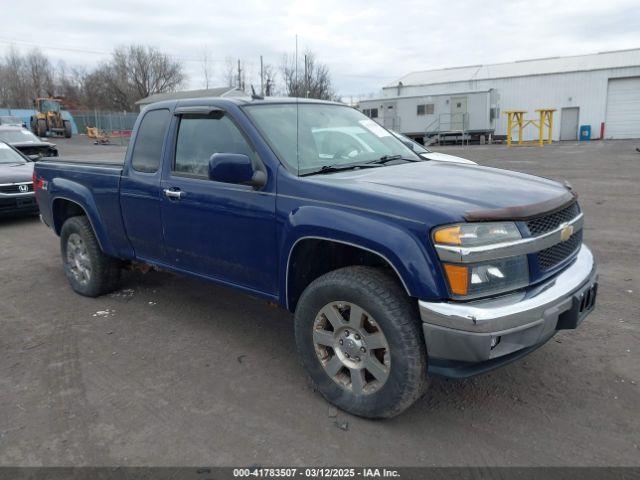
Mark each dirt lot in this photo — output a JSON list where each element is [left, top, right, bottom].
[[1, 137, 638, 466]]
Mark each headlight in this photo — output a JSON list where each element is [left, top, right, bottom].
[[433, 222, 522, 246], [442, 256, 529, 299], [433, 222, 529, 299]]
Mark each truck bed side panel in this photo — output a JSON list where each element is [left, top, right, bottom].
[[35, 161, 134, 259]]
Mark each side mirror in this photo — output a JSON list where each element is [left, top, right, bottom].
[[208, 153, 266, 188]]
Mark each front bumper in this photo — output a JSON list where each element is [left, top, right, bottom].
[[0, 194, 38, 216], [420, 245, 597, 378]]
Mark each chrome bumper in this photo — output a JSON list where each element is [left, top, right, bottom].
[[420, 245, 597, 367]]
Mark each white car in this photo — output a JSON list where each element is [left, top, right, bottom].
[[390, 130, 476, 165]]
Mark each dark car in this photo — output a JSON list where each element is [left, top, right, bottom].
[[0, 126, 58, 160], [0, 141, 38, 216]]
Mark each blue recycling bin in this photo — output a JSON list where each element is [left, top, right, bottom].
[[579, 125, 591, 141]]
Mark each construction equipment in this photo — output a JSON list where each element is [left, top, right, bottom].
[[504, 109, 555, 147], [30, 98, 72, 138], [86, 126, 110, 145]]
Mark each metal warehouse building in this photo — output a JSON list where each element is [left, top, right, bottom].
[[358, 48, 640, 142]]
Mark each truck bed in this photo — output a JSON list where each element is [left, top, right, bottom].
[[34, 158, 132, 259]]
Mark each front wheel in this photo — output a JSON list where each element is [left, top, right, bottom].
[[63, 120, 72, 138], [36, 118, 47, 137], [294, 266, 428, 419], [60, 215, 121, 297]]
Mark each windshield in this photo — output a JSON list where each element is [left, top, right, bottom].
[[0, 142, 27, 164], [0, 129, 41, 144], [244, 103, 420, 175], [40, 100, 60, 112]]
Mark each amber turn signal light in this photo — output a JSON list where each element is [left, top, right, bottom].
[[433, 226, 461, 245], [443, 264, 469, 296]]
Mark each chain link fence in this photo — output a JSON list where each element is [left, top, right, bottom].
[[70, 110, 139, 146]]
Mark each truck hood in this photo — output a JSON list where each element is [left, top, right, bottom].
[[307, 161, 574, 222], [0, 162, 34, 184]]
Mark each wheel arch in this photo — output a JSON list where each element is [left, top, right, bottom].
[[51, 190, 116, 256], [286, 237, 411, 312], [281, 206, 443, 311]]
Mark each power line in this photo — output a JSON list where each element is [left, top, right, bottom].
[[0, 37, 227, 64], [0, 37, 110, 56], [0, 37, 397, 79]]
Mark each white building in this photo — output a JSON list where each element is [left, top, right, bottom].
[[358, 48, 640, 142]]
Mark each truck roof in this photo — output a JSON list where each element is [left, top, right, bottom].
[[143, 96, 346, 112]]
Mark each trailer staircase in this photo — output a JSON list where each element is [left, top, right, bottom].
[[424, 113, 470, 145]]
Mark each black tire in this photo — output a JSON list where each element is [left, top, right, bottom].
[[60, 215, 121, 297], [294, 266, 428, 419], [36, 118, 47, 137], [63, 120, 72, 138]]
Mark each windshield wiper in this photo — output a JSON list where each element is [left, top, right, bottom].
[[300, 163, 382, 176], [366, 154, 422, 165]]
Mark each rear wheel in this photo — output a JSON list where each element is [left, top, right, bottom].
[[60, 216, 121, 297], [36, 118, 47, 137], [63, 120, 72, 138], [294, 266, 428, 418]]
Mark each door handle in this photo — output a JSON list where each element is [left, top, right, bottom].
[[163, 188, 184, 200]]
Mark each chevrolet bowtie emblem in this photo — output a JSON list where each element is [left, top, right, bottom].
[[560, 224, 574, 242]]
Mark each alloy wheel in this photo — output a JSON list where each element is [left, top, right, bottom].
[[313, 301, 390, 395], [66, 233, 92, 285]]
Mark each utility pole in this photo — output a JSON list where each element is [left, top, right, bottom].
[[260, 55, 264, 97], [304, 54, 308, 98], [237, 59, 242, 91]]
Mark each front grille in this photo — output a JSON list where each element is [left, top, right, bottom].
[[0, 183, 34, 194], [537, 230, 583, 270], [526, 201, 580, 236]]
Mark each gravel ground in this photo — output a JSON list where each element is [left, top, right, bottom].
[[0, 136, 638, 466]]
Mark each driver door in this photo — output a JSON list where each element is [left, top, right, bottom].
[[159, 109, 277, 296]]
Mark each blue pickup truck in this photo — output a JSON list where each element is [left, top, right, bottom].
[[34, 97, 598, 418]]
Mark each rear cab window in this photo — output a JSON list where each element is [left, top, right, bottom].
[[131, 109, 171, 173]]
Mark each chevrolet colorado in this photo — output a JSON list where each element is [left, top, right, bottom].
[[34, 97, 598, 418]]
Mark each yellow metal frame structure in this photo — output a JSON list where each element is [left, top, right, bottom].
[[504, 109, 555, 147]]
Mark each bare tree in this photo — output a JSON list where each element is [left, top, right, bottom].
[[262, 63, 277, 96], [25, 49, 54, 99], [83, 65, 120, 110], [55, 61, 86, 109], [86, 45, 185, 111], [0, 47, 28, 107], [0, 45, 185, 111], [201, 45, 213, 89], [281, 50, 335, 100], [223, 56, 236, 88], [0, 47, 53, 108], [120, 45, 184, 101]]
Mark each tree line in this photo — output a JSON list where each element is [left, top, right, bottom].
[[0, 45, 337, 112]]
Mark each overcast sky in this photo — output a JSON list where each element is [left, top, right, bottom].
[[1, 0, 639, 98]]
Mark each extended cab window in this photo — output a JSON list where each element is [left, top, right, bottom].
[[174, 115, 258, 177], [131, 109, 171, 173]]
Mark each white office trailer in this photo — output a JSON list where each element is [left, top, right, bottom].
[[358, 48, 640, 142]]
